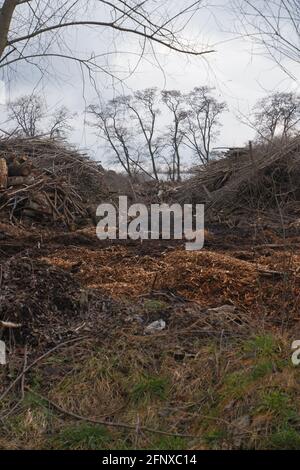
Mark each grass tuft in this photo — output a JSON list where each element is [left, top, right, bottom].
[[267, 426, 300, 450], [258, 390, 296, 421], [243, 334, 280, 359], [52, 423, 111, 450], [130, 375, 169, 403]]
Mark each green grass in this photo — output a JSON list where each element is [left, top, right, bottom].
[[146, 436, 188, 450], [220, 339, 283, 401], [53, 423, 111, 450], [222, 370, 251, 399], [250, 360, 274, 380], [243, 334, 280, 359], [204, 429, 227, 448], [267, 426, 300, 450], [130, 375, 169, 403], [22, 391, 54, 418], [257, 390, 296, 421]]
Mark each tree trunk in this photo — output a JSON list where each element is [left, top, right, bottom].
[[0, 1, 18, 60], [0, 158, 8, 189]]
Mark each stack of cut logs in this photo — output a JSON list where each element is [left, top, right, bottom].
[[0, 155, 33, 189], [0, 153, 89, 227]]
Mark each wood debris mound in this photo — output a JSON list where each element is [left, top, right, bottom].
[[176, 138, 300, 223], [0, 254, 121, 345], [0, 137, 109, 227]]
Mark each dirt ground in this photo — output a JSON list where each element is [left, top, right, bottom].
[[0, 221, 299, 450]]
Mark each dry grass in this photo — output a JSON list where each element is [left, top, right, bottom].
[[1, 322, 299, 450]]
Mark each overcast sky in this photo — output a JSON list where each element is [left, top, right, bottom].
[[1, 0, 299, 167]]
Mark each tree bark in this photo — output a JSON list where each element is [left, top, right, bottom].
[[0, 158, 8, 189], [0, 0, 18, 60]]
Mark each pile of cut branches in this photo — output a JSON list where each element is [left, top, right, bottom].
[[0, 137, 111, 227], [176, 137, 300, 223], [0, 174, 87, 227]]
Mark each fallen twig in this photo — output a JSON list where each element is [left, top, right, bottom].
[[24, 387, 198, 440], [0, 321, 22, 329]]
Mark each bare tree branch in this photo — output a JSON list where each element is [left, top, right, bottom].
[[232, 0, 300, 78], [0, 0, 214, 85]]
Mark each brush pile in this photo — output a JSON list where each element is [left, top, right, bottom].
[[0, 137, 109, 227], [176, 138, 300, 224]]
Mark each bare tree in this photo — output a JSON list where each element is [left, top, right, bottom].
[[49, 106, 73, 139], [7, 94, 73, 138], [88, 98, 143, 178], [88, 86, 226, 179], [125, 88, 160, 180], [184, 86, 226, 164], [0, 1, 213, 83], [161, 90, 187, 181], [253, 92, 300, 142], [232, 0, 300, 78], [7, 94, 45, 137]]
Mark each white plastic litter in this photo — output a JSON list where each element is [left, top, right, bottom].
[[145, 319, 166, 335]]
